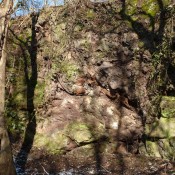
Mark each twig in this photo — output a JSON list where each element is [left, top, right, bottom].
[[100, 165, 112, 174], [19, 15, 30, 28], [40, 164, 49, 175]]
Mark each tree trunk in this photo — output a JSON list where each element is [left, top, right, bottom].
[[0, 0, 16, 174], [44, 0, 48, 7]]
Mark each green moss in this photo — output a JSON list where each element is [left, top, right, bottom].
[[94, 51, 106, 60], [74, 22, 85, 32], [17, 29, 32, 43], [59, 60, 79, 80], [12, 75, 27, 108], [14, 93, 25, 105], [34, 133, 69, 154], [163, 0, 171, 6], [5, 107, 27, 136], [145, 141, 161, 157], [13, 92, 26, 109], [125, 0, 138, 16], [146, 117, 175, 138], [140, 139, 175, 159], [125, 0, 171, 21], [142, 0, 159, 17], [160, 96, 175, 118], [66, 122, 93, 144], [138, 41, 145, 48], [53, 23, 66, 39], [86, 9, 95, 19], [34, 81, 45, 107]]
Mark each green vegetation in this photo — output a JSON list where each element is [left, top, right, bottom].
[[34, 133, 69, 154], [34, 81, 45, 107], [66, 122, 93, 144], [160, 96, 175, 118], [58, 60, 79, 80], [141, 139, 175, 160], [4, 1, 175, 165], [5, 107, 26, 135], [86, 9, 95, 19]]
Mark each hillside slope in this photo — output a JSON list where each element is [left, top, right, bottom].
[[6, 1, 175, 174]]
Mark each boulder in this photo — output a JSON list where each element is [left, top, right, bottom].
[[146, 117, 175, 138], [140, 138, 175, 159], [34, 132, 70, 154], [119, 107, 143, 141], [66, 122, 94, 144], [160, 96, 175, 118]]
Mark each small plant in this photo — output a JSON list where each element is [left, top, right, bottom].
[[5, 107, 26, 135], [34, 81, 46, 107], [59, 60, 79, 80]]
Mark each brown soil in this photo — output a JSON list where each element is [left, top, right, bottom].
[[12, 141, 175, 175]]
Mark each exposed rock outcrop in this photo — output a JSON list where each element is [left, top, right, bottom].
[[6, 0, 175, 161]]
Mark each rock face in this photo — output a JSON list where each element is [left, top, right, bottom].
[[160, 96, 175, 118], [140, 96, 175, 159], [6, 1, 175, 159], [34, 91, 143, 154]]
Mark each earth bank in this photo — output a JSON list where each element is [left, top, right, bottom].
[[5, 0, 175, 173]]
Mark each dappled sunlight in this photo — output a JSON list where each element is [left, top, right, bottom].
[[3, 0, 175, 174]]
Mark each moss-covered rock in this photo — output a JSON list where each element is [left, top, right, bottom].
[[140, 138, 175, 160], [146, 117, 175, 138], [66, 122, 93, 144], [160, 96, 175, 118], [34, 132, 69, 154], [66, 121, 105, 144], [140, 141, 161, 158], [58, 60, 80, 80], [126, 0, 170, 18], [6, 0, 174, 160]]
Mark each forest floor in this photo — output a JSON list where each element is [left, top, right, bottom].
[[12, 141, 175, 175]]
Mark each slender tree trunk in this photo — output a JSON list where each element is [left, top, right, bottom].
[[0, 0, 16, 174], [53, 0, 57, 6], [44, 0, 48, 7]]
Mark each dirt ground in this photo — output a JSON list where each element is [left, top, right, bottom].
[[12, 141, 175, 175]]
